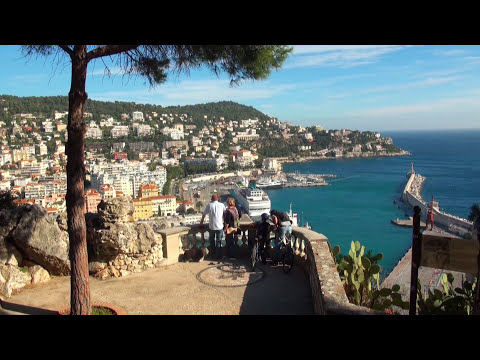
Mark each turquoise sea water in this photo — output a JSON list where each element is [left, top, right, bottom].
[[267, 129, 480, 276]]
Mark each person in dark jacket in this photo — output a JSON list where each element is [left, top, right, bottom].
[[270, 209, 292, 266]]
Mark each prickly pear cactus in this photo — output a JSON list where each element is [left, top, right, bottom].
[[333, 240, 409, 312]]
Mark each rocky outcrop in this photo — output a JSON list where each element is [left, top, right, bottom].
[[0, 198, 170, 290], [28, 265, 50, 285], [0, 264, 31, 298], [0, 238, 23, 266], [9, 204, 70, 276], [86, 199, 169, 278], [97, 197, 134, 224]]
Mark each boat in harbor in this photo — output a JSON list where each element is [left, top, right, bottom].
[[229, 178, 271, 217], [256, 177, 283, 189], [283, 202, 298, 227]]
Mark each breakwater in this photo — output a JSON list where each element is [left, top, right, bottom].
[[283, 182, 328, 188], [401, 172, 473, 235]]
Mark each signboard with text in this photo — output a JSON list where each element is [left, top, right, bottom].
[[420, 233, 479, 274]]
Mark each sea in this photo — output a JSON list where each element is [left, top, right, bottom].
[[266, 129, 480, 277]]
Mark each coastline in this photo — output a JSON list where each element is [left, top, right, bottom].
[[276, 150, 410, 164]]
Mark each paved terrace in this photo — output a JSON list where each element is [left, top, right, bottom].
[[1, 223, 380, 315], [1, 257, 313, 315]]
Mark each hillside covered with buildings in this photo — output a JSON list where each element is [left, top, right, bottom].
[[0, 95, 406, 219]]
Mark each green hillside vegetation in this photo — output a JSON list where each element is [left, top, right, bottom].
[[0, 95, 269, 123]]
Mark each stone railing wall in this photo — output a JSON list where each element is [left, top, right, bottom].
[[157, 222, 381, 315]]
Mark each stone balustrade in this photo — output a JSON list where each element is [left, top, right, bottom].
[[157, 222, 381, 315]]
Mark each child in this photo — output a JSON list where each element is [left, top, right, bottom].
[[251, 212, 272, 264]]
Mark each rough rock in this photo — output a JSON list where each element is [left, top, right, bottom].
[[28, 265, 50, 285], [94, 268, 110, 280], [88, 261, 108, 275], [97, 197, 134, 224], [150, 220, 169, 233], [0, 264, 32, 298], [9, 204, 70, 276], [90, 221, 161, 261], [0, 238, 23, 266], [0, 207, 22, 241]]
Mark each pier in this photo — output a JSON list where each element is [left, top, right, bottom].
[[391, 218, 426, 228], [400, 164, 473, 236], [285, 172, 336, 179], [281, 172, 335, 188], [283, 182, 328, 188]]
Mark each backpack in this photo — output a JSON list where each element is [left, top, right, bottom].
[[225, 207, 240, 228]]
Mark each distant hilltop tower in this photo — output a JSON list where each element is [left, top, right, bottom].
[[407, 162, 415, 179]]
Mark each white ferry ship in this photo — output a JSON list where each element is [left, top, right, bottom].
[[229, 178, 271, 217]]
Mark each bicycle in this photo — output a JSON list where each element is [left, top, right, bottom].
[[250, 234, 267, 271]]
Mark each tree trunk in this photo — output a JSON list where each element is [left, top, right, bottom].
[[67, 45, 90, 315]]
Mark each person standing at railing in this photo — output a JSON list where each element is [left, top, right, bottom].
[[200, 193, 226, 260], [270, 209, 293, 266], [224, 197, 240, 259]]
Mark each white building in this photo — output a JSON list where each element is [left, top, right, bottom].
[[42, 121, 54, 133], [86, 127, 103, 139], [0, 179, 11, 191], [35, 143, 48, 156], [54, 111, 68, 120], [0, 152, 12, 166], [136, 124, 152, 136], [111, 126, 130, 138], [132, 111, 144, 122], [169, 131, 184, 140]]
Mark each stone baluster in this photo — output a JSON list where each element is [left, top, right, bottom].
[[299, 237, 306, 257], [200, 228, 207, 248], [241, 228, 248, 247]]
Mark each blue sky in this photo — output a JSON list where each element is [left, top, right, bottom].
[[1, 45, 480, 131]]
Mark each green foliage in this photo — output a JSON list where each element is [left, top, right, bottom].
[[20, 266, 29, 273], [334, 241, 409, 312], [91, 306, 115, 315], [148, 162, 157, 171], [184, 161, 216, 175], [468, 203, 480, 224], [417, 273, 477, 315]]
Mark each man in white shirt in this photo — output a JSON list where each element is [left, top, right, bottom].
[[200, 193, 226, 259]]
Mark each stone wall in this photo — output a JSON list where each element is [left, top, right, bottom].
[[93, 244, 167, 279], [291, 227, 380, 315]]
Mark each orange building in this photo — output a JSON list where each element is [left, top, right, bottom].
[[133, 197, 153, 220], [85, 189, 101, 213], [99, 184, 116, 200], [139, 183, 159, 199]]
